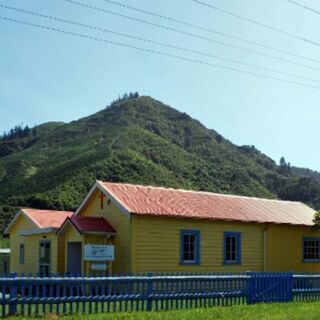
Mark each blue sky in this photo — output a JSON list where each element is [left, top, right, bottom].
[[1, 0, 320, 171]]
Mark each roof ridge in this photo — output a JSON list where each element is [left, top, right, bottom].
[[22, 208, 73, 213], [99, 181, 302, 205], [72, 216, 105, 220]]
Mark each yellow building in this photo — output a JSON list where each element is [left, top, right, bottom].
[[5, 181, 320, 275], [4, 209, 73, 275]]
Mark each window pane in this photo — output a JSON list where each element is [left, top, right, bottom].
[[182, 232, 198, 263], [39, 241, 51, 264], [304, 239, 320, 260], [225, 234, 239, 263], [189, 252, 195, 261], [19, 244, 24, 264]]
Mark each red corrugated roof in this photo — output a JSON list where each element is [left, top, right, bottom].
[[23, 208, 73, 228], [98, 181, 316, 226], [69, 216, 116, 234]]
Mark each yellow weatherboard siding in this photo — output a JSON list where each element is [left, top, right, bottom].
[[131, 215, 264, 273], [77, 189, 132, 273], [267, 224, 320, 272], [9, 213, 59, 274], [57, 234, 66, 274]]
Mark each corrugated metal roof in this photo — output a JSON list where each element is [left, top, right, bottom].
[[98, 181, 316, 226], [23, 209, 73, 229], [69, 216, 116, 234]]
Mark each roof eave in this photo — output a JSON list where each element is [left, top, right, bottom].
[[131, 212, 315, 227], [4, 209, 40, 235], [19, 227, 58, 236], [56, 217, 78, 236], [81, 231, 116, 236]]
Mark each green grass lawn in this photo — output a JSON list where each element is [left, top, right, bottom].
[[8, 302, 320, 320]]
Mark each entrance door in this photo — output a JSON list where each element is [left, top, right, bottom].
[[67, 242, 82, 275], [39, 240, 51, 276]]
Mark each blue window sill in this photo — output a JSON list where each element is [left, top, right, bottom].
[[180, 261, 200, 266], [223, 261, 241, 265], [303, 259, 320, 263]]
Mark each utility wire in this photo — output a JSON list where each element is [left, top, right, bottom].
[[1, 16, 320, 90], [64, 0, 319, 72], [2, 3, 320, 84], [192, 0, 320, 48], [99, 0, 320, 65], [288, 0, 320, 16]]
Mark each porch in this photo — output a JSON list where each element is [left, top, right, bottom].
[[58, 216, 116, 276]]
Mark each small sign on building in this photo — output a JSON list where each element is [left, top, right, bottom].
[[91, 263, 108, 271], [84, 244, 114, 261]]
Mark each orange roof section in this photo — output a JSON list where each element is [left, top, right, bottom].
[[22, 208, 73, 229], [98, 181, 316, 226]]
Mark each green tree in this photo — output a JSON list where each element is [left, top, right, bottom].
[[313, 210, 320, 229], [278, 156, 291, 176]]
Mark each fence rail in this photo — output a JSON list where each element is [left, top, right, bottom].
[[0, 272, 319, 316]]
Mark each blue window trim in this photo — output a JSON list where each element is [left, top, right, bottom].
[[180, 230, 200, 265], [223, 232, 241, 265], [302, 237, 320, 263]]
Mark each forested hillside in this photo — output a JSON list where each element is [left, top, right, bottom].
[[0, 94, 319, 231]]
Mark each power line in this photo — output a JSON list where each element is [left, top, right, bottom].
[[288, 0, 320, 16], [1, 16, 320, 90], [2, 3, 320, 84], [99, 0, 320, 65], [192, 0, 320, 48], [64, 0, 320, 72]]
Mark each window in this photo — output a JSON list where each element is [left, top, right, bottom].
[[303, 238, 320, 262], [224, 232, 241, 264], [39, 241, 51, 276], [19, 243, 25, 264], [180, 230, 200, 265]]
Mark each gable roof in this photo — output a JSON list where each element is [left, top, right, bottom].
[[4, 208, 73, 234], [70, 216, 116, 234], [97, 181, 316, 226], [58, 216, 116, 235], [22, 209, 74, 228]]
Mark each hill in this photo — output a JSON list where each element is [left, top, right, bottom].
[[0, 95, 319, 230], [292, 167, 320, 184]]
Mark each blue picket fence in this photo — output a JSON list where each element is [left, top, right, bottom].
[[0, 272, 319, 316]]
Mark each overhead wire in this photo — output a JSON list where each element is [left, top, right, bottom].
[[192, 0, 320, 48], [1, 16, 320, 90], [98, 0, 320, 65], [288, 0, 320, 16], [1, 3, 320, 84], [63, 0, 320, 72]]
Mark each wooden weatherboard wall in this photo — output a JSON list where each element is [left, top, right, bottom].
[[131, 215, 265, 273], [267, 224, 320, 272], [9, 214, 59, 275]]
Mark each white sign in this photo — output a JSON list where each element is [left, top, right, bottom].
[[91, 264, 108, 271], [84, 245, 114, 261]]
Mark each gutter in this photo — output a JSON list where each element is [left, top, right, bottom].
[[19, 227, 57, 236]]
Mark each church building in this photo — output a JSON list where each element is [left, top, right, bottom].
[[5, 180, 320, 275]]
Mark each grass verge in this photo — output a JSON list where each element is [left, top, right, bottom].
[[8, 301, 320, 320]]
